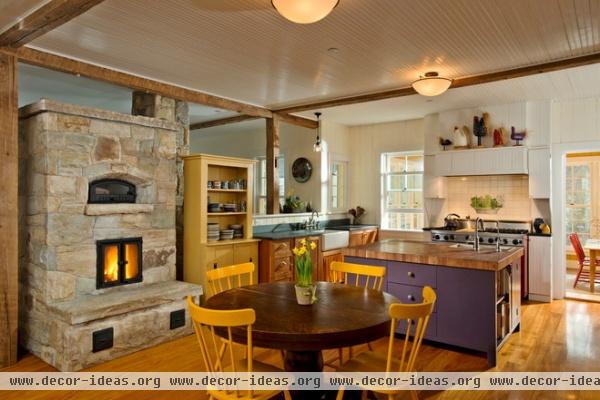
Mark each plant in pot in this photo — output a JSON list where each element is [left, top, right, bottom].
[[292, 238, 317, 305], [283, 191, 305, 213], [470, 195, 503, 214]]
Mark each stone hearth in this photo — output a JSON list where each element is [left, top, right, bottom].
[[18, 100, 201, 371]]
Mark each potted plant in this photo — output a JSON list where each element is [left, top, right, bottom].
[[470, 195, 503, 214], [283, 191, 305, 213], [292, 238, 317, 305]]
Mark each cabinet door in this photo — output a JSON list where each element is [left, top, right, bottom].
[[528, 236, 552, 300], [498, 147, 528, 174], [528, 148, 550, 198], [451, 151, 475, 176], [272, 256, 294, 282], [233, 242, 258, 285], [510, 260, 521, 331], [349, 231, 364, 247]]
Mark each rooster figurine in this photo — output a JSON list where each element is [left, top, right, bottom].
[[510, 126, 526, 146], [439, 137, 453, 151]]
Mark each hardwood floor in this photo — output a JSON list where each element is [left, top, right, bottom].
[[2, 299, 600, 399]]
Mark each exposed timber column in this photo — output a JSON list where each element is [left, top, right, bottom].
[[0, 52, 18, 367], [266, 116, 280, 214], [131, 92, 189, 280]]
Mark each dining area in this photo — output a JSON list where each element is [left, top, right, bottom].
[[187, 238, 437, 400]]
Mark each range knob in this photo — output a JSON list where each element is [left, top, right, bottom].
[[479, 237, 484, 243], [465, 235, 470, 241], [443, 235, 449, 240], [512, 239, 520, 245], [488, 238, 495, 244], [502, 238, 509, 245], [434, 234, 440, 240], [449, 234, 455, 240]]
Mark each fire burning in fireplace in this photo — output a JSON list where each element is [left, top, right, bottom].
[[97, 238, 142, 289]]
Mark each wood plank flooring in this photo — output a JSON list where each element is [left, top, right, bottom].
[[2, 299, 600, 399]]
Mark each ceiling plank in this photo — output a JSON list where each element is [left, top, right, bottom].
[[4, 46, 272, 118], [190, 115, 259, 131], [0, 0, 106, 48], [274, 52, 600, 114]]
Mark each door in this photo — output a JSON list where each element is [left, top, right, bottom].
[[233, 242, 258, 285]]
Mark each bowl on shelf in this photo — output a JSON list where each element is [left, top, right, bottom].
[[208, 203, 222, 213]]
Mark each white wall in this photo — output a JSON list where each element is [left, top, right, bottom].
[[348, 119, 424, 226]]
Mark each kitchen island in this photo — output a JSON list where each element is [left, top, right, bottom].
[[343, 239, 524, 367]]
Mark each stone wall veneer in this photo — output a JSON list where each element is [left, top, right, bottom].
[[19, 100, 201, 371]]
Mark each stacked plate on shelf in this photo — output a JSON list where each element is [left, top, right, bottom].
[[207, 223, 220, 242], [208, 203, 221, 213], [220, 229, 234, 241], [222, 203, 237, 212], [230, 224, 243, 239]]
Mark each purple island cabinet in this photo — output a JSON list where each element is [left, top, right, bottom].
[[345, 256, 521, 367]]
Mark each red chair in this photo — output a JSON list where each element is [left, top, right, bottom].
[[569, 233, 600, 288]]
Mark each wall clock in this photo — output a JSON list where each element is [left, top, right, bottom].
[[292, 157, 312, 183]]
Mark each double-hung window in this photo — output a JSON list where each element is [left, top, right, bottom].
[[255, 156, 285, 214], [381, 152, 424, 231]]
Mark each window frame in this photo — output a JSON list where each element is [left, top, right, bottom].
[[255, 155, 285, 214], [380, 151, 425, 232], [329, 158, 349, 212]]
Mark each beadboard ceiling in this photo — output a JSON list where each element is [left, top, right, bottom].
[[22, 0, 600, 109], [0, 0, 48, 33]]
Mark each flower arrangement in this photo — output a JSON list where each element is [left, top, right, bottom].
[[470, 195, 503, 214], [283, 190, 305, 213], [293, 238, 317, 287], [292, 238, 317, 305]]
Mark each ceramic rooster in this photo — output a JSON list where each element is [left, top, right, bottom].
[[439, 137, 453, 150], [493, 128, 505, 147], [510, 126, 526, 146], [453, 126, 468, 148], [473, 114, 488, 147]]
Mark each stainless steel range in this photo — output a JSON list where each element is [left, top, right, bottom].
[[430, 218, 530, 298]]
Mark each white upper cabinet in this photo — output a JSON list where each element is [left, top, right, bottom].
[[434, 147, 528, 177], [528, 147, 551, 198]]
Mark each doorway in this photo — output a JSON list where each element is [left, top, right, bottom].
[[563, 152, 600, 302]]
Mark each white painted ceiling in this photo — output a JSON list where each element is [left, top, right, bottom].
[[26, 0, 600, 109], [18, 64, 239, 123]]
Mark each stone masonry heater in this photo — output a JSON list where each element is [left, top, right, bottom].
[[18, 100, 201, 371]]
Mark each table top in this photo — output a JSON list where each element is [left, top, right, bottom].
[[585, 239, 600, 250], [204, 281, 399, 351], [343, 239, 523, 271]]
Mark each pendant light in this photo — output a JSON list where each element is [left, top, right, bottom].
[[272, 0, 339, 24], [411, 71, 452, 97], [313, 112, 322, 152]]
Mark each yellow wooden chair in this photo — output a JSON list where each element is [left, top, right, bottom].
[[187, 296, 291, 400], [206, 262, 255, 298], [326, 261, 386, 367], [335, 286, 437, 400]]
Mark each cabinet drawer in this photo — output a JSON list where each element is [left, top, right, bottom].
[[395, 310, 437, 339], [271, 240, 292, 258], [387, 282, 438, 313], [387, 262, 436, 287], [273, 256, 293, 281]]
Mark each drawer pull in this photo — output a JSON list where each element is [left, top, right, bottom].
[[249, 257, 253, 262], [407, 294, 416, 301], [407, 271, 415, 278], [213, 263, 218, 269]]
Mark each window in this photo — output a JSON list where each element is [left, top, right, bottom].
[[255, 156, 285, 214], [381, 152, 424, 231], [566, 155, 600, 244], [329, 160, 348, 211]]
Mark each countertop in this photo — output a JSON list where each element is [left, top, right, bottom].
[[343, 239, 523, 271], [253, 229, 325, 240]]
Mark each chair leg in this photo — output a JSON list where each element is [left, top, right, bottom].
[[335, 387, 345, 400], [283, 390, 292, 400], [574, 262, 585, 288], [338, 348, 344, 365], [410, 390, 419, 400], [367, 342, 374, 351], [361, 390, 368, 400]]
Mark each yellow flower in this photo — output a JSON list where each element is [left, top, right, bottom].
[[292, 248, 300, 256], [301, 238, 307, 246], [309, 242, 317, 250], [298, 247, 307, 256]]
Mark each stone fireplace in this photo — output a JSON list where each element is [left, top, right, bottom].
[[18, 99, 202, 371]]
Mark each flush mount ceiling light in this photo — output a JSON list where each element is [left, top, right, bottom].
[[272, 0, 339, 24], [411, 72, 452, 97], [313, 112, 322, 152]]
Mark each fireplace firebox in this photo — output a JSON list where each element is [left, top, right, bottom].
[[96, 237, 143, 289], [89, 179, 136, 203]]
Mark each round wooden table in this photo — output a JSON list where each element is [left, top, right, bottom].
[[204, 281, 399, 372]]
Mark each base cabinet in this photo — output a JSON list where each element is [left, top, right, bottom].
[[345, 256, 519, 367], [348, 227, 379, 247], [322, 251, 344, 281], [259, 236, 321, 283], [528, 235, 552, 302]]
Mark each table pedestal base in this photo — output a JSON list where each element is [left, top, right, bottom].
[[284, 350, 323, 372]]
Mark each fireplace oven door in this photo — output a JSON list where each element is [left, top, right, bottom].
[[96, 237, 143, 289], [89, 179, 136, 203]]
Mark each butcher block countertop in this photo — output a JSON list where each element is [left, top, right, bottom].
[[343, 239, 523, 271]]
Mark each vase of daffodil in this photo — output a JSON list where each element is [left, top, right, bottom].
[[293, 238, 317, 305]]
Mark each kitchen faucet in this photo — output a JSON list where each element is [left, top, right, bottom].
[[473, 217, 483, 252], [495, 220, 501, 252], [305, 210, 320, 230]]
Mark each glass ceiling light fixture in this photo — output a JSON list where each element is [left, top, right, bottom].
[[313, 112, 322, 152], [411, 71, 452, 97], [272, 0, 339, 24]]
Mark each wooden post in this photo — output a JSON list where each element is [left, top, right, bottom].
[[266, 116, 280, 214], [0, 52, 18, 367]]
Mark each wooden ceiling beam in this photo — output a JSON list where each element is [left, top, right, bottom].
[[0, 0, 105, 48], [3, 46, 272, 118], [190, 115, 259, 130], [274, 51, 600, 114], [190, 113, 318, 131]]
